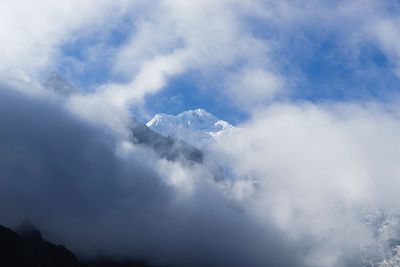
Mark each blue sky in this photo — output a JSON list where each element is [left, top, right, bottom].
[[44, 1, 400, 125], [3, 2, 400, 266], [59, 32, 400, 125]]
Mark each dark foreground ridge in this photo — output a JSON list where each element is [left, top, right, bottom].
[[0, 223, 152, 267]]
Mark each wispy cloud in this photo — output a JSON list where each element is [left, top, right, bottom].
[[2, 1, 400, 267]]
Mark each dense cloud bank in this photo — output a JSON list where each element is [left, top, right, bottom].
[[212, 102, 400, 267], [0, 85, 302, 267], [3, 82, 400, 267], [2, 1, 400, 267]]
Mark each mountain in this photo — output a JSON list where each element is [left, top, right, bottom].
[[129, 119, 224, 181], [146, 109, 235, 148], [0, 223, 152, 267], [0, 223, 81, 267], [44, 72, 78, 96], [129, 119, 204, 164], [44, 74, 224, 180], [43, 73, 203, 165]]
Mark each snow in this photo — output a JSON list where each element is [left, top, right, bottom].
[[146, 109, 236, 148]]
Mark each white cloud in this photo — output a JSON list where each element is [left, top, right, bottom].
[[65, 0, 281, 129], [211, 101, 400, 266], [0, 0, 133, 82], [3, 1, 400, 266], [225, 68, 284, 110], [1, 0, 400, 110]]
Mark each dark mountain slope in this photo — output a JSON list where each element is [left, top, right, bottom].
[[129, 119, 204, 164], [0, 223, 80, 267], [0, 224, 153, 267]]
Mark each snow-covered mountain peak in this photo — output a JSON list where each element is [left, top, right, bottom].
[[146, 113, 168, 127], [146, 109, 236, 148], [183, 108, 214, 118], [176, 109, 217, 128]]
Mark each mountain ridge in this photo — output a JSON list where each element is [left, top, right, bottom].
[[0, 223, 152, 267], [146, 109, 236, 149]]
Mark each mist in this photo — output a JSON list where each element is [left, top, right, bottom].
[[211, 102, 400, 266], [0, 84, 303, 267], [2, 1, 400, 267]]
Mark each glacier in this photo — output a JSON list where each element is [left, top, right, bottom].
[[146, 109, 236, 149]]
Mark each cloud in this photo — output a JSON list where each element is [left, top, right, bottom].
[[89, 0, 400, 119], [0, 0, 134, 83], [225, 68, 284, 110], [4, 0, 400, 119], [211, 101, 400, 266], [0, 84, 304, 267], [74, 0, 280, 126], [2, 1, 400, 267], [1, 0, 400, 105]]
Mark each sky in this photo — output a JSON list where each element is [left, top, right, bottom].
[[29, 0, 400, 123], [2, 0, 400, 124], [2, 1, 400, 267]]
